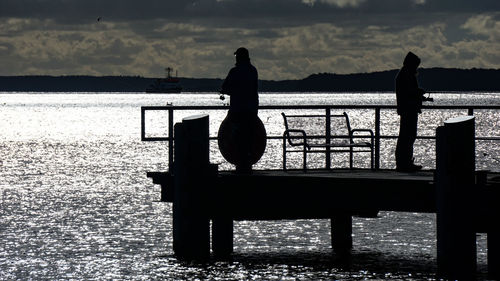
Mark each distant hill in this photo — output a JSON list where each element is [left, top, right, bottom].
[[0, 68, 499, 92], [0, 76, 155, 92], [290, 68, 500, 92]]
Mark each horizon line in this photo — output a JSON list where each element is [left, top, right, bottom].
[[1, 67, 499, 81]]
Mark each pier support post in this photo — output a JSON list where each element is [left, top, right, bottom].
[[435, 115, 476, 279], [212, 218, 234, 258], [172, 114, 212, 261], [489, 231, 500, 279], [331, 213, 352, 254]]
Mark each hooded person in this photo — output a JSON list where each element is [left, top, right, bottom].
[[395, 51, 427, 172]]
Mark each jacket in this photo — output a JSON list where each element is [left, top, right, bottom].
[[395, 52, 425, 115], [221, 61, 259, 115]]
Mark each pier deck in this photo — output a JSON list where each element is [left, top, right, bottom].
[[148, 169, 499, 221]]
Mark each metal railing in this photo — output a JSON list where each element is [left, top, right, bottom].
[[141, 104, 500, 171]]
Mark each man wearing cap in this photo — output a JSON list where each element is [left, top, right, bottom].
[[395, 51, 427, 172], [221, 47, 259, 116], [220, 47, 259, 173]]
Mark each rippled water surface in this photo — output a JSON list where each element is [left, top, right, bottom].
[[0, 92, 499, 280]]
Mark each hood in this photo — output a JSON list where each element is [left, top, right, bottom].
[[403, 51, 421, 70]]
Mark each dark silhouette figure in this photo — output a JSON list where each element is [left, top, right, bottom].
[[395, 52, 427, 172], [221, 47, 259, 116], [220, 47, 259, 173]]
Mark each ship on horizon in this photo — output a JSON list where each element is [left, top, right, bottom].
[[145, 67, 182, 93]]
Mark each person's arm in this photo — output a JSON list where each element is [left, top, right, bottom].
[[254, 68, 259, 93], [396, 71, 424, 111], [220, 68, 235, 96], [408, 75, 425, 100]]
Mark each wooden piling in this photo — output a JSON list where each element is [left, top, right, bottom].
[[331, 213, 352, 254], [212, 218, 234, 258], [489, 230, 500, 279], [435, 115, 476, 279], [172, 114, 212, 261], [476, 170, 500, 279]]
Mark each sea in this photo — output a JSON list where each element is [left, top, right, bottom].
[[0, 92, 499, 280]]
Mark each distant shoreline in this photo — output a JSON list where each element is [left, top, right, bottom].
[[1, 90, 497, 94], [1, 68, 499, 92]]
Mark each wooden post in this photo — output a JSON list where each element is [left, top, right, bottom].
[[476, 170, 500, 278], [172, 114, 212, 261], [212, 218, 234, 258], [168, 106, 174, 171], [489, 230, 500, 279], [435, 115, 476, 279], [331, 213, 352, 254]]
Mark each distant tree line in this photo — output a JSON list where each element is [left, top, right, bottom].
[[0, 68, 499, 92]]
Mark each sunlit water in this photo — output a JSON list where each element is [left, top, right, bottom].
[[0, 92, 499, 280]]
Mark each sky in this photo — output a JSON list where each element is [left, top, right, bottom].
[[0, 0, 499, 80]]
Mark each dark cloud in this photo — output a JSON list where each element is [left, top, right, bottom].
[[1, 0, 499, 26], [0, 0, 499, 78]]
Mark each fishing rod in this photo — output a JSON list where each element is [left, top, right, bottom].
[[422, 90, 441, 102], [424, 90, 458, 102]]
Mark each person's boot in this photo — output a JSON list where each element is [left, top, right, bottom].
[[408, 163, 422, 171], [396, 158, 422, 172], [409, 158, 422, 171]]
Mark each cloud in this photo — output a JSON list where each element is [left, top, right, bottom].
[[461, 14, 500, 38], [1, 0, 499, 26], [0, 1, 499, 78], [1, 16, 499, 79], [302, 0, 365, 8]]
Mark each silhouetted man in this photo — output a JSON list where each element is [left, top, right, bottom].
[[395, 51, 426, 172], [221, 47, 259, 116], [220, 47, 259, 172]]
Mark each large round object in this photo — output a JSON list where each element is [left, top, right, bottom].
[[217, 114, 267, 166]]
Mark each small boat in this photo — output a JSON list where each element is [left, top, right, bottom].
[[146, 67, 182, 93]]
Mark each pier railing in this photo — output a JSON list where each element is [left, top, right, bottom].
[[140, 104, 500, 171]]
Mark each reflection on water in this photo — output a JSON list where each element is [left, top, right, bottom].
[[0, 92, 498, 279]]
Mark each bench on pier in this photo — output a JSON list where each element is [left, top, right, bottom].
[[281, 112, 374, 171]]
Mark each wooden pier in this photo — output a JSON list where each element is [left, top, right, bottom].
[[149, 169, 436, 217], [146, 114, 500, 279]]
